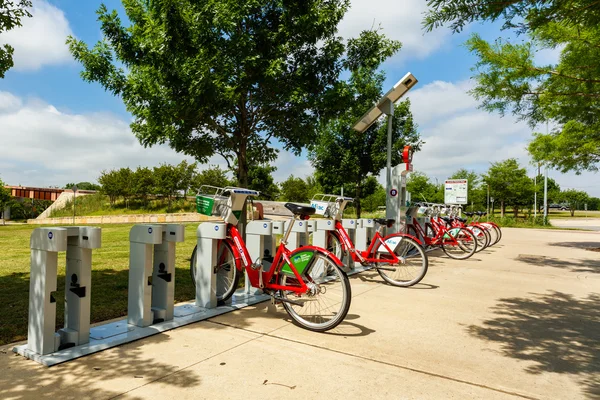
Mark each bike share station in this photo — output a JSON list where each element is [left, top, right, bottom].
[[14, 72, 420, 366], [13, 190, 273, 366]]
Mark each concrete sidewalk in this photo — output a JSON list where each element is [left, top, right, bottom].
[[1, 228, 598, 399]]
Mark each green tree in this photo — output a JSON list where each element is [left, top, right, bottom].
[[424, 1, 600, 173], [68, 0, 370, 187], [247, 164, 279, 200], [484, 159, 534, 217], [361, 181, 386, 213], [558, 189, 589, 217], [132, 167, 154, 204], [587, 196, 600, 211], [304, 175, 324, 203], [192, 165, 233, 193], [0, 0, 32, 78], [534, 174, 561, 209], [176, 160, 197, 197], [64, 182, 101, 191], [406, 172, 441, 204], [279, 175, 309, 203], [116, 167, 134, 206], [98, 169, 120, 206], [0, 178, 12, 224], [153, 164, 181, 211], [310, 30, 422, 218]]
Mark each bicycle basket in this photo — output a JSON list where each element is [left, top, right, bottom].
[[196, 186, 228, 217]]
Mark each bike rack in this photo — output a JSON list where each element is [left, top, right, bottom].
[[244, 220, 273, 296], [15, 222, 270, 367], [312, 219, 335, 249], [16, 226, 101, 360], [284, 219, 309, 250], [355, 219, 375, 251], [195, 221, 226, 309], [128, 224, 185, 327]]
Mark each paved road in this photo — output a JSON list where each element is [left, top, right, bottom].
[[551, 218, 600, 231], [2, 227, 599, 399]]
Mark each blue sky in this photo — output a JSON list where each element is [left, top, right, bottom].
[[1, 0, 599, 197]]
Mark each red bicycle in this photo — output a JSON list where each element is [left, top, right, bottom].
[[191, 187, 352, 332], [406, 204, 477, 259], [311, 195, 428, 287]]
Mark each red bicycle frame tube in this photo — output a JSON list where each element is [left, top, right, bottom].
[[227, 225, 342, 294], [333, 221, 403, 263]]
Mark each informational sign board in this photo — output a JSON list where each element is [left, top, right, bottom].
[[444, 179, 468, 204]]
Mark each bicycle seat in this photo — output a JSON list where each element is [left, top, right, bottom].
[[464, 212, 474, 217], [285, 203, 316, 218], [374, 218, 395, 228], [441, 216, 453, 224], [457, 217, 467, 223]]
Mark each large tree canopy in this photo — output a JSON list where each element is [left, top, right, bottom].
[[424, 0, 600, 174], [309, 30, 421, 217], [0, 0, 31, 78], [68, 0, 390, 186]]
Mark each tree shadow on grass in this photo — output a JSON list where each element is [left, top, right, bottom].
[[468, 291, 600, 399], [516, 254, 600, 274]]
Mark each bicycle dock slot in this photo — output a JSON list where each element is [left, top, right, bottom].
[[13, 222, 271, 367], [15, 226, 101, 363]]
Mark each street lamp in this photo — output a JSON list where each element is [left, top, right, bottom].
[[352, 72, 418, 222], [72, 185, 78, 225]]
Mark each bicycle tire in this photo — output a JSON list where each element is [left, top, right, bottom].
[[327, 231, 346, 264], [375, 237, 428, 287], [442, 227, 477, 260], [190, 241, 241, 303], [278, 251, 351, 332], [469, 226, 488, 252]]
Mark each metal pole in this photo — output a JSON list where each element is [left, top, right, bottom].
[[533, 175, 537, 221], [487, 184, 490, 219], [383, 99, 394, 223], [543, 166, 548, 223], [386, 110, 393, 198]]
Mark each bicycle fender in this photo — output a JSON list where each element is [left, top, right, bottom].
[[380, 233, 423, 249], [291, 245, 345, 268]]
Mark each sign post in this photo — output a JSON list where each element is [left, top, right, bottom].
[[444, 179, 468, 205]]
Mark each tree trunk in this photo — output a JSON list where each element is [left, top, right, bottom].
[[570, 208, 575, 217], [501, 200, 505, 218], [513, 206, 519, 218]]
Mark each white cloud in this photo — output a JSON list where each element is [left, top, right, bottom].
[[338, 0, 450, 59], [0, 0, 74, 71], [0, 91, 198, 187], [272, 150, 314, 182], [403, 80, 600, 197]]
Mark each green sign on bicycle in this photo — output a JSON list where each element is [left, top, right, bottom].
[[196, 196, 215, 215]]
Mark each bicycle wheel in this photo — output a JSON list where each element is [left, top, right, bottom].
[[375, 237, 428, 287], [469, 226, 488, 252], [480, 224, 496, 247], [442, 227, 477, 260], [278, 252, 351, 332], [190, 241, 241, 303], [326, 232, 346, 263]]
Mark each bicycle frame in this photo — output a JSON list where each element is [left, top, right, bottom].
[[410, 216, 460, 247], [333, 221, 400, 264], [227, 224, 338, 294]]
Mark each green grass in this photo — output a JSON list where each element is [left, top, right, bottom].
[[0, 223, 198, 346], [49, 193, 196, 218]]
